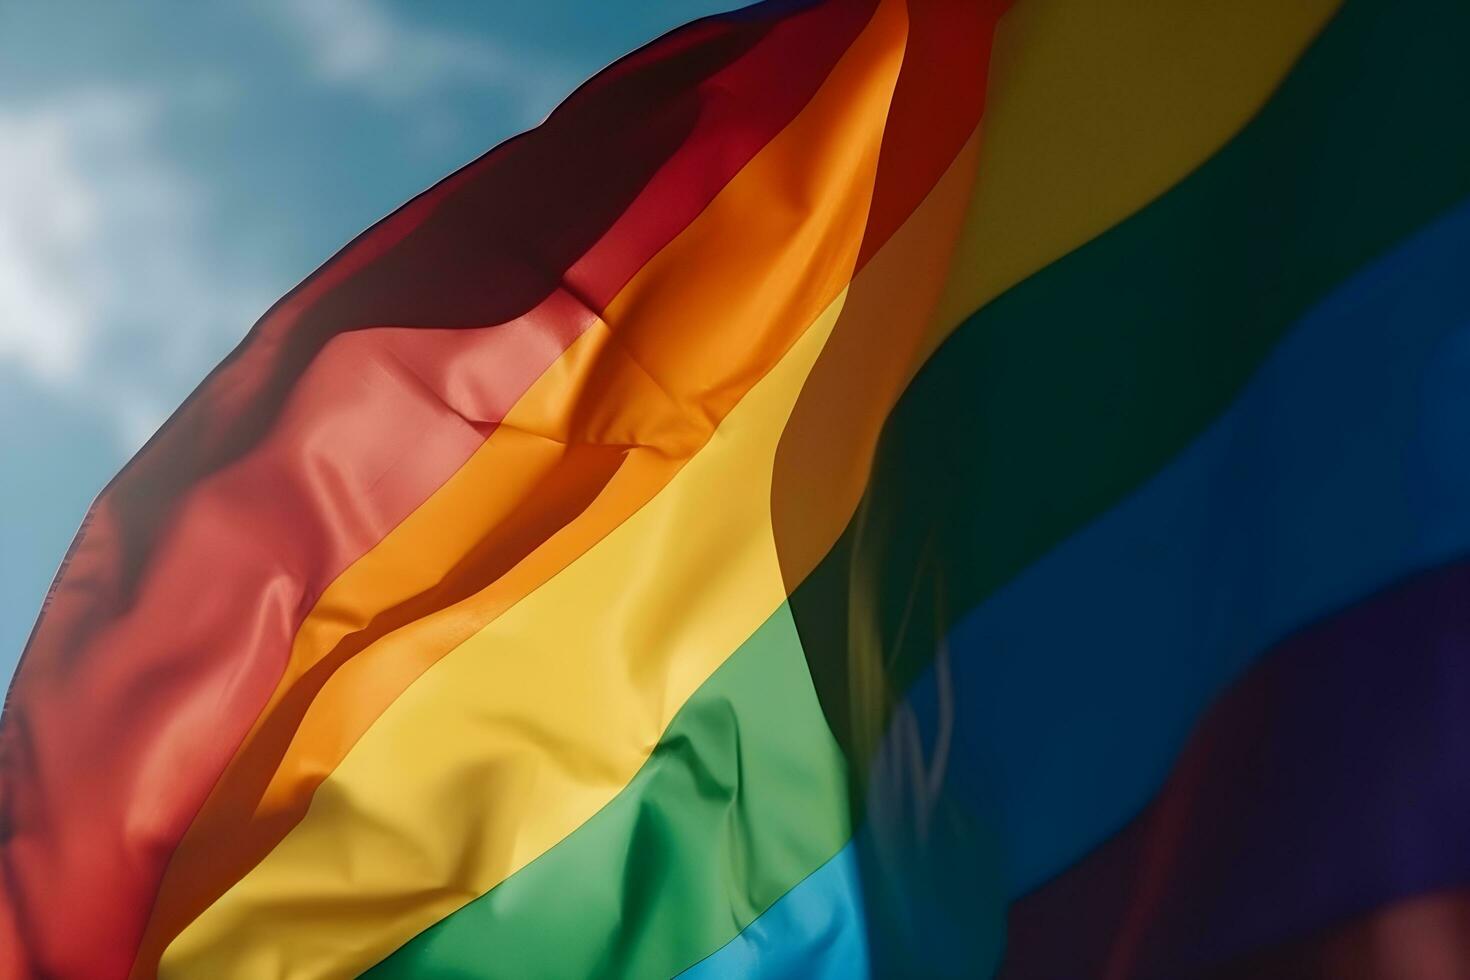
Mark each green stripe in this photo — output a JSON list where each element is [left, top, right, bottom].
[[365, 604, 850, 979], [793, 0, 1470, 760], [369, 0, 1470, 975], [784, 0, 1470, 968]]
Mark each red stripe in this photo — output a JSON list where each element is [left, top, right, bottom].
[[1202, 890, 1470, 980], [0, 3, 876, 976], [856, 0, 1000, 268], [1001, 561, 1470, 978]]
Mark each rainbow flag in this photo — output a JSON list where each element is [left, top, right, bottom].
[[5, 0, 1470, 975]]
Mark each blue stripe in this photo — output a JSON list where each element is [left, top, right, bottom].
[[687, 195, 1470, 976], [676, 845, 868, 979], [915, 192, 1470, 897]]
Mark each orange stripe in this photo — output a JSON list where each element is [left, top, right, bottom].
[[136, 1, 908, 966]]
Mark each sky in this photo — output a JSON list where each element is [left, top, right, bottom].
[[0, 0, 744, 684]]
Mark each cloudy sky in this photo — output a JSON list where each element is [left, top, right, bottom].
[[0, 0, 741, 683]]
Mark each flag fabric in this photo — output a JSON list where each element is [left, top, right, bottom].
[[3, 0, 1469, 976]]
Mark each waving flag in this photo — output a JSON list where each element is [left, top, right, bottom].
[[4, 0, 1469, 976]]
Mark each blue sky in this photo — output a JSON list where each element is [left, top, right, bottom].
[[0, 0, 743, 684]]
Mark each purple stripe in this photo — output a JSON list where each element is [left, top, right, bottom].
[[1002, 560, 1470, 979]]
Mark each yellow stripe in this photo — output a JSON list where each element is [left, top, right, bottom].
[[160, 0, 911, 973], [926, 0, 1340, 359], [163, 0, 1340, 975], [164, 286, 851, 979], [772, 0, 1342, 604]]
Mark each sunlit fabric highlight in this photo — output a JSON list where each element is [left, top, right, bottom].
[[4, 0, 1469, 976]]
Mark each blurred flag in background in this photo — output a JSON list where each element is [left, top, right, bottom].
[[4, 0, 1470, 977]]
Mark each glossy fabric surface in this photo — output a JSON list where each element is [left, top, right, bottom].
[[6, 0, 1468, 976]]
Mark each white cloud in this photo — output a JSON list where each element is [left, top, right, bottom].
[[0, 91, 268, 451], [272, 0, 569, 114], [0, 4, 580, 455]]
